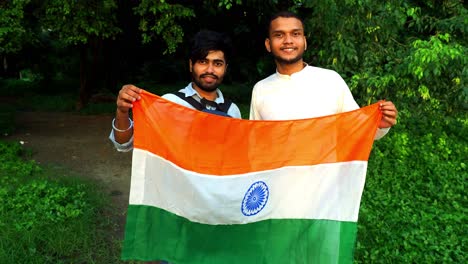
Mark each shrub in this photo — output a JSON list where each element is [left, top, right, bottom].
[[0, 141, 122, 263], [355, 109, 467, 263]]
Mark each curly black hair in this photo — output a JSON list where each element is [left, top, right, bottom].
[[189, 30, 233, 65]]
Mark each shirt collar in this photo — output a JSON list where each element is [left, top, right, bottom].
[[182, 83, 225, 103], [275, 62, 309, 79]]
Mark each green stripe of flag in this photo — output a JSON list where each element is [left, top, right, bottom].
[[122, 205, 357, 264]]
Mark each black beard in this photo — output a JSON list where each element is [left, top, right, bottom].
[[272, 49, 304, 65], [192, 76, 219, 92], [273, 53, 303, 65]]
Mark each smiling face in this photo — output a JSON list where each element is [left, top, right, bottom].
[[265, 16, 307, 67], [190, 50, 227, 93]]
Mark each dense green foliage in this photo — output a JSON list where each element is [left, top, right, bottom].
[[0, 0, 32, 55], [1, 1, 466, 111], [357, 112, 467, 263], [0, 141, 122, 263], [134, 1, 195, 54], [294, 1, 467, 115], [39, 0, 120, 45]]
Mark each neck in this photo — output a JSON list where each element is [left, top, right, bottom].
[[276, 60, 305, 76], [192, 84, 218, 101]]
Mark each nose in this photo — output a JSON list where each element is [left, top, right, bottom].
[[284, 33, 293, 44], [206, 63, 215, 73]]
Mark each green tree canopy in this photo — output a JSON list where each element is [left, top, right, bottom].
[[1, 0, 466, 111], [0, 0, 33, 55]]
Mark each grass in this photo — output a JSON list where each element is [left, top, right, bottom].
[[17, 94, 78, 112], [0, 141, 124, 263]]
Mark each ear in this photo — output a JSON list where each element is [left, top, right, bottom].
[[189, 59, 193, 72], [304, 39, 307, 50], [265, 38, 271, 53]]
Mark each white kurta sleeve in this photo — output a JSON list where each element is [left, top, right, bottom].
[[249, 84, 262, 120]]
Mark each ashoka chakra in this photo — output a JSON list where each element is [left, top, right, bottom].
[[241, 181, 269, 216]]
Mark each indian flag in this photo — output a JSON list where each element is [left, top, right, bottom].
[[121, 91, 382, 263]]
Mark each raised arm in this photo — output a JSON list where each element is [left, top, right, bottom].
[[114, 84, 142, 144]]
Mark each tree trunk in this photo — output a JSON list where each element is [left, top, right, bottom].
[[1, 55, 19, 78], [103, 39, 118, 93], [89, 37, 101, 93], [77, 45, 89, 110], [3, 56, 7, 73], [77, 38, 104, 110]]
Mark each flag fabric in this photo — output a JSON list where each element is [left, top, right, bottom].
[[121, 90, 382, 264]]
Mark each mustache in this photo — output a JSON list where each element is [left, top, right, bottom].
[[200, 73, 218, 79]]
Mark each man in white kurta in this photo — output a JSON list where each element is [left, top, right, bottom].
[[250, 65, 390, 139], [250, 11, 398, 136]]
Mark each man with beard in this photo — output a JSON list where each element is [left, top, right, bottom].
[[110, 30, 241, 152], [250, 11, 397, 138]]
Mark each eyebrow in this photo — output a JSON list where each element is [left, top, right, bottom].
[[199, 58, 226, 64], [271, 28, 303, 34]]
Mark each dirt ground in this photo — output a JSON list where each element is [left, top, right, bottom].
[[6, 111, 133, 238]]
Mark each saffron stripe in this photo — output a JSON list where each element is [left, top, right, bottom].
[[132, 91, 381, 175]]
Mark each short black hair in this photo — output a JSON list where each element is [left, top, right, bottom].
[[189, 30, 233, 65], [266, 11, 305, 37]]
